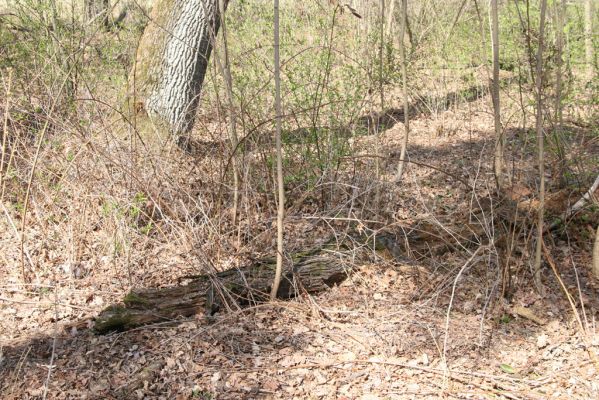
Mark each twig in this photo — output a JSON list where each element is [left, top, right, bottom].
[[342, 154, 474, 189], [442, 246, 485, 368], [0, 296, 94, 311], [549, 172, 599, 230], [202, 358, 545, 400], [0, 69, 12, 202], [42, 282, 59, 400]]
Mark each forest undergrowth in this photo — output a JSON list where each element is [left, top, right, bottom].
[[1, 1, 598, 399]]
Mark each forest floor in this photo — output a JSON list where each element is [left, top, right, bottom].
[[1, 83, 599, 399]]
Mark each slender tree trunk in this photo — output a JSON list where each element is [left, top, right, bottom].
[[491, 0, 505, 190], [374, 0, 385, 207], [533, 0, 548, 293], [585, 0, 596, 79], [385, 0, 396, 37], [128, 0, 221, 136], [554, 0, 564, 127], [216, 0, 240, 226], [270, 0, 285, 300], [473, 0, 488, 68], [553, 0, 566, 180], [593, 224, 599, 280], [395, 0, 409, 182]]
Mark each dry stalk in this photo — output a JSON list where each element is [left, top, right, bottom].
[[442, 245, 485, 369], [42, 281, 59, 400], [0, 69, 12, 201]]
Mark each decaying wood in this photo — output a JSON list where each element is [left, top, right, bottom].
[[93, 214, 496, 334], [94, 233, 389, 334]]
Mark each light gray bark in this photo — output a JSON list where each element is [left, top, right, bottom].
[[271, 0, 285, 300], [145, 0, 220, 134], [129, 0, 221, 136]]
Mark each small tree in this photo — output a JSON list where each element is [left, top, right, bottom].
[[395, 0, 410, 182], [270, 0, 285, 300], [491, 0, 505, 190], [533, 0, 548, 293]]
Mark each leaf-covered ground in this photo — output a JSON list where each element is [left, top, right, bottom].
[[1, 77, 599, 399]]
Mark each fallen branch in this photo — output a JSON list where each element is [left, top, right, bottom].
[[550, 172, 599, 230]]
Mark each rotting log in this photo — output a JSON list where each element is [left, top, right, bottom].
[[93, 220, 491, 334], [94, 233, 392, 334]]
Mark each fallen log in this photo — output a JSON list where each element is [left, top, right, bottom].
[[94, 232, 393, 334]]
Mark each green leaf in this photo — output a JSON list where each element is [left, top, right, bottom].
[[500, 364, 515, 374]]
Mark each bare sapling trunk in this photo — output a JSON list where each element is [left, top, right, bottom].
[[385, 0, 396, 37], [554, 0, 564, 128], [215, 0, 240, 226], [395, 0, 409, 182], [270, 0, 285, 300], [491, 0, 505, 190], [533, 0, 548, 293], [552, 0, 567, 179], [585, 0, 596, 79], [127, 0, 221, 137], [593, 225, 599, 280], [374, 0, 385, 207]]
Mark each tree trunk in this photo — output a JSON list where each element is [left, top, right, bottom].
[[93, 233, 393, 333], [271, 0, 285, 299], [552, 0, 566, 182], [91, 217, 490, 334], [593, 224, 599, 280], [585, 0, 596, 79], [395, 0, 409, 182], [94, 253, 351, 334], [127, 0, 221, 136], [491, 0, 505, 190], [533, 0, 548, 293]]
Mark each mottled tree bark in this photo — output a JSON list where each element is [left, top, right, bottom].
[[93, 231, 398, 333], [94, 253, 353, 333], [128, 0, 222, 135]]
